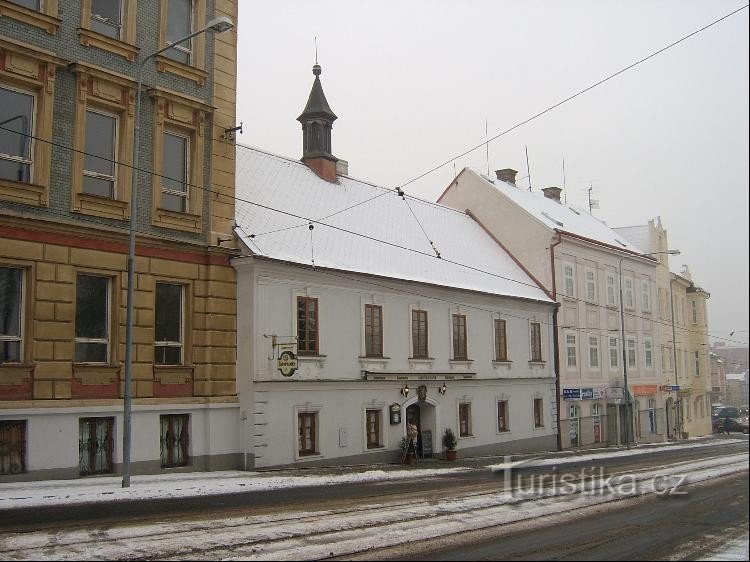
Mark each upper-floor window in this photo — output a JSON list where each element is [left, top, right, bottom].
[[588, 336, 600, 369], [364, 304, 383, 357], [297, 296, 319, 355], [90, 0, 122, 39], [694, 351, 700, 376], [563, 263, 575, 298], [624, 277, 634, 309], [0, 266, 23, 363], [452, 314, 467, 360], [83, 110, 118, 199], [161, 131, 189, 213], [411, 309, 428, 358], [606, 272, 616, 306], [608, 337, 619, 369], [166, 0, 193, 64], [644, 337, 653, 369], [566, 333, 577, 369], [0, 86, 34, 184], [530, 322, 542, 362], [626, 337, 637, 369], [691, 300, 698, 324], [9, 0, 40, 8], [641, 280, 651, 313], [75, 275, 110, 363], [155, 283, 184, 364], [494, 318, 508, 361], [585, 268, 597, 303]]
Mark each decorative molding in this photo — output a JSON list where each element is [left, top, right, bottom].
[[154, 54, 208, 85], [77, 28, 139, 61]]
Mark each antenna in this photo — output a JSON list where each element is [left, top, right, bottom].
[[314, 36, 318, 64], [562, 158, 566, 193], [588, 184, 593, 213], [485, 118, 489, 176], [525, 146, 532, 192]]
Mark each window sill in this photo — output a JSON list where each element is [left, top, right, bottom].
[[492, 360, 512, 372], [154, 54, 208, 85], [528, 361, 547, 367], [0, 178, 47, 206], [297, 452, 322, 460], [0, 363, 34, 384], [0, 1, 60, 34], [450, 359, 473, 370], [72, 363, 119, 386], [298, 354, 327, 368], [496, 429, 512, 435], [153, 364, 194, 385], [359, 356, 389, 369], [408, 357, 434, 369], [73, 192, 129, 221], [78, 28, 139, 61], [153, 207, 202, 233]]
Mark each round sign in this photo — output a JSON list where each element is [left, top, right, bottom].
[[278, 350, 298, 377]]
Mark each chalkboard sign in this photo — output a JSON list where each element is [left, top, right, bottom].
[[421, 430, 433, 457]]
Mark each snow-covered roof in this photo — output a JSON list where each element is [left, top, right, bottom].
[[473, 169, 641, 253], [234, 147, 552, 303], [613, 225, 650, 254]]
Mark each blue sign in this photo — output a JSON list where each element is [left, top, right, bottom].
[[563, 388, 581, 400], [580, 388, 594, 400], [664, 385, 680, 392]]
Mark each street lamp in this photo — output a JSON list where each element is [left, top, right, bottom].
[[122, 15, 234, 488], [618, 249, 679, 449]]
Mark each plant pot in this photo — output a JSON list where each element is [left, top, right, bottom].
[[445, 449, 457, 461]]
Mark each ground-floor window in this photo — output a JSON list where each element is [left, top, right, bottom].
[[568, 404, 580, 447], [648, 398, 657, 433], [592, 403, 602, 443], [0, 420, 26, 475], [160, 414, 189, 468], [458, 402, 472, 437], [497, 401, 509, 432], [365, 409, 382, 449], [79, 417, 114, 476], [298, 412, 318, 456], [533, 398, 544, 428]]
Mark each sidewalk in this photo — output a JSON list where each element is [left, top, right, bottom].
[[0, 435, 744, 511]]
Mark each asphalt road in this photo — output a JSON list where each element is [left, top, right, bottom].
[[383, 471, 749, 561]]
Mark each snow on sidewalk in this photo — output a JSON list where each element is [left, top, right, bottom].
[[0, 438, 744, 510]]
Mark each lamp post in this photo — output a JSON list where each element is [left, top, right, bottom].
[[618, 249, 679, 449], [122, 15, 234, 488]]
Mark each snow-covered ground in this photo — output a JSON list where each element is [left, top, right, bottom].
[[699, 531, 750, 561], [0, 438, 743, 510]]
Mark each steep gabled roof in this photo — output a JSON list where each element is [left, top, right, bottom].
[[234, 146, 553, 303]]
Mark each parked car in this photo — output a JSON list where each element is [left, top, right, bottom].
[[712, 415, 749, 434]]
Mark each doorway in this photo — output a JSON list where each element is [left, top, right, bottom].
[[405, 401, 436, 458]]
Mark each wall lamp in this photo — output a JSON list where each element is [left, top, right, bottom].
[[400, 384, 410, 398], [439, 382, 448, 395]]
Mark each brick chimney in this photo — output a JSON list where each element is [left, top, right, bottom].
[[495, 168, 517, 185], [297, 63, 339, 183], [542, 186, 562, 203]]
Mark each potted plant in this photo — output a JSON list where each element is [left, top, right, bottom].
[[442, 427, 458, 461], [400, 436, 416, 464]]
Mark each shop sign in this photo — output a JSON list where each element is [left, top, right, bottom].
[[631, 384, 658, 396], [607, 387, 624, 401], [277, 345, 298, 377], [563, 388, 581, 400], [580, 388, 594, 400]]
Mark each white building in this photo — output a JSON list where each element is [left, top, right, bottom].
[[439, 169, 665, 447], [232, 65, 558, 468]]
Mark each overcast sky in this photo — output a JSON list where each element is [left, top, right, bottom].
[[235, 0, 749, 347]]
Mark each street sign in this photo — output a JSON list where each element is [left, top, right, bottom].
[[661, 385, 680, 392]]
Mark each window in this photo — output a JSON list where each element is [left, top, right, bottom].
[[452, 314, 467, 360], [75, 275, 110, 363], [494, 318, 508, 361], [533, 398, 544, 427], [365, 409, 382, 449], [82, 110, 117, 198], [458, 403, 472, 436], [666, 346, 674, 372], [627, 337, 637, 369], [592, 403, 602, 443], [160, 414, 189, 467], [161, 131, 189, 212], [695, 351, 700, 376], [588, 336, 599, 369], [298, 412, 318, 456], [530, 322, 542, 362], [624, 277, 634, 309], [606, 273, 616, 306], [411, 309, 428, 358], [563, 263, 575, 297], [566, 333, 577, 369], [9, 0, 40, 9], [364, 304, 383, 357], [641, 280, 651, 313], [691, 301, 698, 324], [1, 0, 59, 33], [79, 417, 114, 475], [297, 297, 319, 355], [0, 86, 34, 184], [0, 420, 26, 475], [609, 337, 619, 369], [155, 283, 184, 364], [644, 337, 653, 369], [585, 268, 597, 302], [497, 401, 509, 432], [90, 0, 122, 39], [648, 399, 657, 433], [165, 0, 193, 64], [0, 266, 23, 363]]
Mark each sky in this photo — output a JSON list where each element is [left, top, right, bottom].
[[235, 1, 750, 347]]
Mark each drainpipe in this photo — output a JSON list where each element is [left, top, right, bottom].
[[549, 232, 563, 451]]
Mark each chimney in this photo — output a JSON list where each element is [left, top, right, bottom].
[[495, 168, 517, 185], [335, 159, 349, 176], [542, 186, 562, 203]]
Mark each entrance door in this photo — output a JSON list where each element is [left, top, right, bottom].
[[406, 404, 422, 455], [569, 404, 580, 447]]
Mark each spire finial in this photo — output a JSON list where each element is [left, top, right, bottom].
[[313, 37, 321, 76]]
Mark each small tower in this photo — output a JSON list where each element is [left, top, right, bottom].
[[297, 63, 338, 182]]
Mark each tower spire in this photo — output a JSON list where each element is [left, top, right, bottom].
[[297, 57, 338, 182]]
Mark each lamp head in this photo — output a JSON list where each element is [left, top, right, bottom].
[[207, 16, 234, 33]]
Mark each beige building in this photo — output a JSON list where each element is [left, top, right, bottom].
[[1, 0, 240, 480]]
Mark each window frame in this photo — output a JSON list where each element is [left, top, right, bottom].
[[0, 419, 26, 475], [565, 332, 578, 370], [364, 303, 383, 358], [82, 107, 119, 200], [411, 308, 429, 359], [298, 411, 318, 456], [588, 335, 600, 369], [533, 398, 544, 428], [296, 296, 319, 356], [641, 280, 651, 313], [452, 313, 468, 361], [624, 276, 634, 310], [458, 402, 472, 437], [644, 336, 653, 370], [0, 0, 60, 34], [0, 265, 24, 364], [562, 262, 575, 298], [608, 336, 619, 370], [365, 408, 383, 450], [155, 0, 209, 84], [606, 272, 616, 306], [77, 0, 138, 60], [154, 282, 185, 365], [694, 351, 700, 376], [494, 317, 508, 362], [74, 274, 111, 364], [78, 416, 114, 476], [530, 321, 543, 362], [160, 413, 190, 468], [585, 267, 597, 303], [626, 336, 637, 369], [0, 83, 35, 184], [497, 400, 509, 433], [160, 129, 190, 213]]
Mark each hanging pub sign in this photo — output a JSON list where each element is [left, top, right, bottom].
[[389, 403, 402, 425], [277, 344, 298, 377]]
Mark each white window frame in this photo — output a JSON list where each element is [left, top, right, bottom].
[[82, 108, 118, 198], [363, 403, 386, 451], [161, 130, 190, 213], [608, 337, 619, 370], [624, 277, 634, 310], [0, 84, 36, 182], [563, 262, 575, 298], [585, 267, 597, 303], [606, 272, 616, 306], [155, 282, 184, 365], [294, 404, 323, 461], [565, 332, 577, 370], [691, 300, 698, 324], [0, 266, 24, 363], [694, 351, 700, 376], [626, 336, 637, 369], [458, 400, 473, 438], [644, 336, 653, 370], [641, 280, 651, 313], [588, 335, 600, 369], [74, 274, 111, 364]]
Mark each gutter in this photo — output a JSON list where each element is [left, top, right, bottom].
[[549, 231, 563, 452]]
